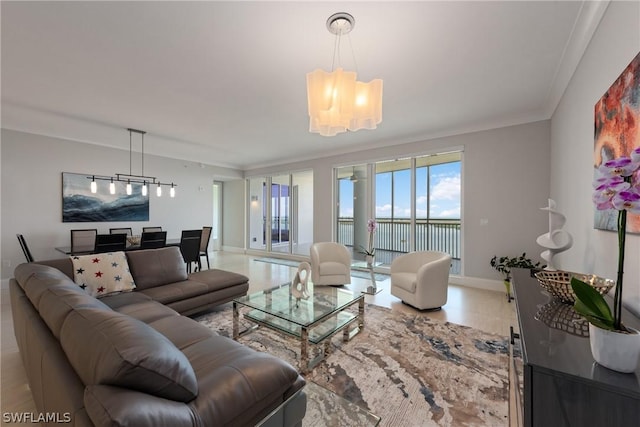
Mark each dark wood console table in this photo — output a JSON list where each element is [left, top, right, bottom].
[[510, 268, 640, 427]]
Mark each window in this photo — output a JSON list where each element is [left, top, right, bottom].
[[335, 151, 462, 273]]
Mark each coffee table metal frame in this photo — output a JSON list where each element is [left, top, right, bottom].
[[232, 283, 365, 374]]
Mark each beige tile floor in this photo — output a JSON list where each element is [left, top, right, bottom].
[[0, 251, 517, 425]]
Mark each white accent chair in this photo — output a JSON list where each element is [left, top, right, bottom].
[[390, 251, 452, 310], [310, 242, 351, 286]]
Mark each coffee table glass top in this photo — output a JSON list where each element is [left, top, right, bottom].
[[234, 282, 362, 328]]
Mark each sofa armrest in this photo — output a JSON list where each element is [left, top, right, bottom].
[[84, 385, 196, 427]]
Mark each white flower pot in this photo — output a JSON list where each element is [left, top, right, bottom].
[[589, 323, 640, 373]]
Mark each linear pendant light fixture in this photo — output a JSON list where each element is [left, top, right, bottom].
[[306, 12, 383, 137], [88, 128, 176, 198]]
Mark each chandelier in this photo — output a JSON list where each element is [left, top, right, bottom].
[[306, 12, 383, 137], [88, 128, 176, 198]]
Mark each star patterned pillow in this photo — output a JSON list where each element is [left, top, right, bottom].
[[70, 251, 136, 298]]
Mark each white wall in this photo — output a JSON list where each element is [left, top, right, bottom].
[[1, 129, 241, 279], [221, 179, 246, 249], [244, 120, 551, 283], [551, 1, 640, 314]]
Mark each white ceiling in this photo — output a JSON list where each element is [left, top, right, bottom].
[[1, 1, 608, 170]]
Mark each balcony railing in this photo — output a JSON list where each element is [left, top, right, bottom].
[[337, 217, 461, 260]]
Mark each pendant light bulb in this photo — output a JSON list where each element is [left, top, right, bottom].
[[109, 178, 116, 195], [126, 180, 132, 195], [90, 176, 97, 194], [170, 183, 175, 198], [156, 183, 162, 197], [142, 181, 148, 196]]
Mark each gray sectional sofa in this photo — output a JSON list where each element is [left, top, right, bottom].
[[10, 247, 307, 427]]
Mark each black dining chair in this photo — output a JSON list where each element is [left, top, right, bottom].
[[16, 234, 34, 263], [109, 227, 133, 236], [94, 234, 127, 253], [199, 226, 213, 270], [140, 231, 167, 249], [180, 229, 202, 273], [143, 226, 163, 233], [70, 229, 97, 255]]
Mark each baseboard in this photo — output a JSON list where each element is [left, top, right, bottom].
[[449, 275, 505, 293], [220, 245, 246, 254], [244, 249, 310, 263], [218, 248, 506, 294]]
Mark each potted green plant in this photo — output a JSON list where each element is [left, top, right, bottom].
[[490, 253, 543, 301], [570, 148, 640, 373]]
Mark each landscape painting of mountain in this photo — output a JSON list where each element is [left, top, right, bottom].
[[62, 172, 149, 222]]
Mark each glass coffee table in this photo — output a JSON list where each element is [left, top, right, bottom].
[[232, 282, 365, 374]]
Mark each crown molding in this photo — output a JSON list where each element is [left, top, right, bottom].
[[543, 0, 610, 117]]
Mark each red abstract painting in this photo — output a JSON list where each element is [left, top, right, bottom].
[[594, 51, 640, 233]]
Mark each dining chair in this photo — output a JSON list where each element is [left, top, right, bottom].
[[109, 227, 133, 236], [199, 226, 213, 270], [139, 231, 167, 249], [94, 233, 127, 253], [70, 229, 98, 255], [16, 234, 34, 263], [143, 226, 163, 233], [180, 229, 202, 273]]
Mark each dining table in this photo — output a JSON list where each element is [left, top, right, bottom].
[[54, 238, 181, 256]]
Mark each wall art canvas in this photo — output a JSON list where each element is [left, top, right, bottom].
[[62, 172, 149, 222], [594, 51, 640, 233]]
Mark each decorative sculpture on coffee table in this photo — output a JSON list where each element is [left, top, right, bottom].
[[291, 262, 311, 301], [536, 199, 573, 270]]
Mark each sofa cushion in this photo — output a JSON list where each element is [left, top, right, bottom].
[[14, 263, 76, 308], [136, 280, 209, 305], [60, 307, 198, 402], [71, 252, 136, 297], [112, 300, 180, 324], [148, 315, 214, 350], [188, 269, 249, 291], [98, 291, 153, 310], [84, 385, 195, 427], [182, 335, 302, 426], [34, 257, 75, 280], [126, 247, 188, 290], [38, 284, 111, 339]]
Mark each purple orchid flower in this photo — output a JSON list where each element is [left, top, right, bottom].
[[612, 189, 640, 214]]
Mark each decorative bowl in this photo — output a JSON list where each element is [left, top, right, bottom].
[[534, 299, 589, 337], [126, 235, 141, 246], [534, 270, 614, 304]]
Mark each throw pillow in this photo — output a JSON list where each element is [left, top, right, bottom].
[[71, 252, 136, 297]]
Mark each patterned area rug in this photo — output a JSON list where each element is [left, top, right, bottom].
[[195, 304, 510, 427]]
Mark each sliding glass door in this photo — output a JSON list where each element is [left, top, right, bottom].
[[271, 174, 290, 251], [335, 151, 462, 272], [248, 171, 313, 256]]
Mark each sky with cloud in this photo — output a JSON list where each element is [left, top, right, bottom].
[[339, 161, 461, 219]]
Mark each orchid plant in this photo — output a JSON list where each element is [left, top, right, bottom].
[[359, 219, 377, 257], [571, 146, 640, 332]]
